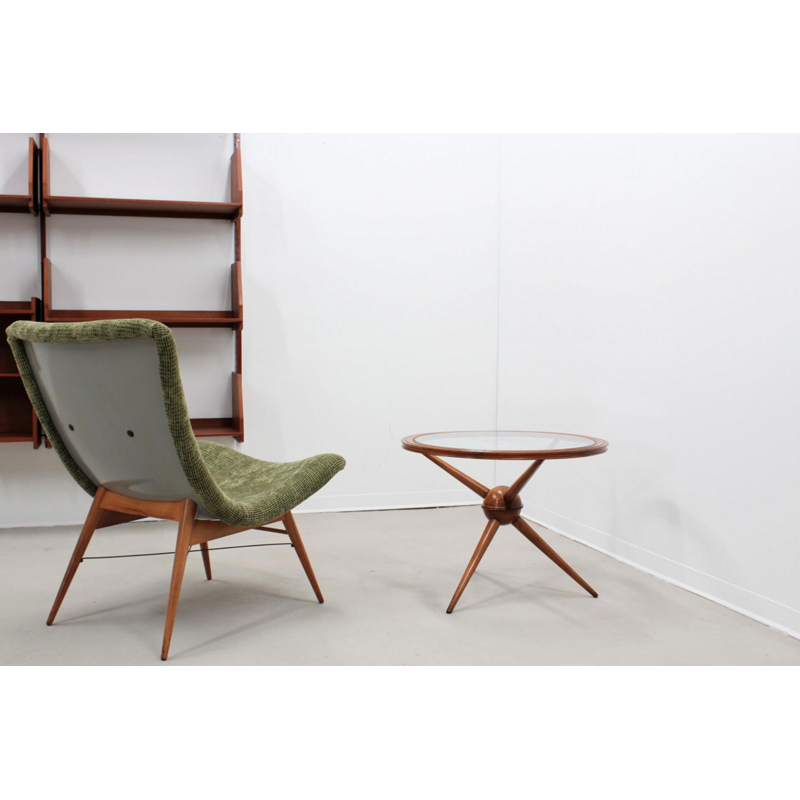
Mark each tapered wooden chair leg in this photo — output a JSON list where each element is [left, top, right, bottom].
[[447, 519, 500, 614], [161, 499, 197, 661], [513, 517, 598, 598], [282, 511, 324, 603], [47, 487, 108, 626], [199, 542, 212, 580]]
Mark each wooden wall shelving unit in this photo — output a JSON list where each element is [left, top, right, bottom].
[[38, 133, 245, 442], [0, 134, 246, 448], [0, 138, 42, 447]]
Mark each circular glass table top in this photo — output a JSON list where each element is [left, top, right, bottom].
[[401, 430, 608, 460]]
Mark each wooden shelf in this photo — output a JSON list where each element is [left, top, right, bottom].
[[0, 195, 32, 214], [46, 309, 243, 328], [192, 418, 244, 438], [0, 300, 38, 314], [0, 433, 36, 443], [41, 135, 243, 221], [0, 138, 38, 216], [43, 261, 243, 330], [1, 134, 246, 446], [44, 195, 242, 221]]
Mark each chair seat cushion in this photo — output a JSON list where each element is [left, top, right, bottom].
[[197, 441, 345, 527]]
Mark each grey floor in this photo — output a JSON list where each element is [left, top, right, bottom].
[[1, 505, 798, 666]]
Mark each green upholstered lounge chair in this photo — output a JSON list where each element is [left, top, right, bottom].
[[6, 318, 345, 660]]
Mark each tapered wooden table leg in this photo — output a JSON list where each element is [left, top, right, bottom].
[[513, 517, 598, 597], [199, 542, 212, 580], [283, 511, 324, 604], [447, 519, 500, 613], [161, 499, 197, 661], [47, 487, 107, 626]]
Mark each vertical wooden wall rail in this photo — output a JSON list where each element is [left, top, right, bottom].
[[40, 133, 51, 216], [231, 134, 244, 442], [36, 134, 47, 447], [231, 261, 243, 321], [231, 134, 243, 212], [232, 372, 244, 441], [42, 258, 51, 319], [39, 135, 48, 319], [27, 137, 39, 216], [30, 296, 42, 449]]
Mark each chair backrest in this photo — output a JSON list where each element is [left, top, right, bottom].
[[6, 319, 203, 507]]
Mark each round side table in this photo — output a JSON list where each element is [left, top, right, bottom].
[[401, 430, 608, 613]]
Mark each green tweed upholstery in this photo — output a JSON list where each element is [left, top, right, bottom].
[[6, 319, 345, 526]]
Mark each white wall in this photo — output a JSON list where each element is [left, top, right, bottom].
[[1, 133, 798, 638], [243, 135, 499, 510], [0, 134, 499, 526], [496, 134, 800, 638]]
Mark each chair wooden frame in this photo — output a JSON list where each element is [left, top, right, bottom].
[[47, 486, 324, 660]]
